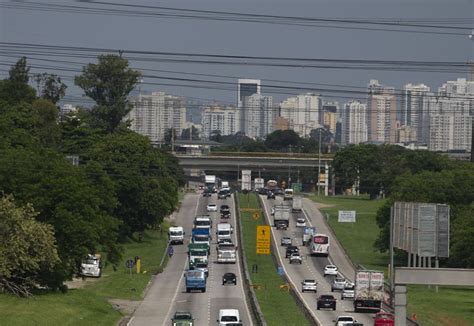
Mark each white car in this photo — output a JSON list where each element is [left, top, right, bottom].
[[217, 309, 241, 326], [324, 264, 338, 277], [289, 252, 303, 264], [334, 315, 357, 326], [206, 204, 217, 212], [301, 279, 318, 293], [341, 282, 355, 300], [296, 217, 306, 227]]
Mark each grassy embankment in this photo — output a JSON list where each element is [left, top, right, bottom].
[[309, 195, 474, 326], [239, 192, 311, 326], [0, 196, 180, 326]]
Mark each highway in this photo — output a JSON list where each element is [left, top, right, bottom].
[[130, 191, 252, 326], [260, 195, 374, 326]]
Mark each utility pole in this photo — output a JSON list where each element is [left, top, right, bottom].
[[317, 129, 322, 196]]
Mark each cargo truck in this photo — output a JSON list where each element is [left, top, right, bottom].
[[292, 195, 303, 212], [192, 228, 211, 248], [217, 242, 237, 263], [353, 270, 384, 313], [188, 243, 209, 266], [185, 270, 207, 293], [254, 177, 265, 191], [302, 226, 316, 245], [273, 205, 291, 228], [168, 226, 185, 244], [204, 175, 217, 193]]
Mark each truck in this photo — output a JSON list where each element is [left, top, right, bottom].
[[204, 175, 217, 193], [80, 254, 102, 278], [353, 270, 384, 313], [168, 226, 185, 245], [217, 242, 237, 263], [273, 205, 291, 228], [171, 311, 194, 326], [266, 179, 278, 190], [185, 270, 207, 293], [188, 243, 209, 266], [254, 177, 264, 191], [283, 188, 294, 200], [191, 228, 211, 248], [302, 226, 316, 245], [220, 180, 229, 190], [292, 195, 303, 212], [216, 223, 233, 242]]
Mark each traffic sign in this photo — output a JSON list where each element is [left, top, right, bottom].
[[256, 225, 271, 255], [277, 266, 284, 276], [125, 259, 135, 269], [252, 211, 260, 220]]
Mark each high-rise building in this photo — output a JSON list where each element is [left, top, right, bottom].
[[279, 93, 322, 137], [241, 94, 274, 138], [401, 83, 432, 144], [237, 79, 261, 107], [201, 105, 240, 139], [367, 80, 397, 143], [341, 100, 368, 145], [127, 92, 186, 143]]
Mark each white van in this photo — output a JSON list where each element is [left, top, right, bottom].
[[217, 309, 241, 326], [168, 226, 184, 244], [217, 223, 233, 242]]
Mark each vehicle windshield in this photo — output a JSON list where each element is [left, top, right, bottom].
[[190, 251, 207, 256], [83, 259, 98, 265], [194, 235, 209, 241], [186, 271, 203, 278], [304, 280, 315, 283], [218, 230, 230, 235], [170, 231, 182, 236], [338, 317, 354, 321], [221, 316, 238, 322], [195, 220, 210, 226]]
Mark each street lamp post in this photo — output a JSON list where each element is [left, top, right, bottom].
[[317, 129, 322, 196]]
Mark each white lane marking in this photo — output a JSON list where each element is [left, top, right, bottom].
[[126, 316, 134, 326], [161, 195, 200, 326], [260, 196, 323, 326], [231, 194, 254, 326]]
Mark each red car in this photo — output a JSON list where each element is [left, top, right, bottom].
[[374, 312, 394, 326]]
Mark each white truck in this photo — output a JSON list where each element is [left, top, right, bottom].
[[302, 226, 316, 245], [205, 175, 217, 193], [273, 205, 291, 228], [168, 226, 185, 244], [283, 188, 294, 200], [353, 270, 384, 313], [292, 195, 302, 212], [216, 223, 233, 242], [217, 242, 237, 263], [254, 177, 264, 191], [80, 254, 102, 278]]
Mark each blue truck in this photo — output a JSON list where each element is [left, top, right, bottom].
[[192, 228, 211, 248], [185, 270, 207, 293]]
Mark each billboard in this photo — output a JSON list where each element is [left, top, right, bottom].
[[393, 202, 450, 258], [338, 210, 356, 223], [241, 170, 251, 191]]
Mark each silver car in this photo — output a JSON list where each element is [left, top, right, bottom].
[[301, 279, 318, 293], [341, 282, 355, 300], [331, 278, 346, 292]]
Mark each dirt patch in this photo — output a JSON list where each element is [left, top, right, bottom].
[[432, 314, 470, 326], [65, 276, 102, 289], [314, 203, 335, 209]]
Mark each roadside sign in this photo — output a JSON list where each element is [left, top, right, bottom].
[[256, 225, 271, 255], [277, 266, 284, 276], [338, 210, 356, 223], [125, 259, 135, 268], [252, 211, 260, 220]]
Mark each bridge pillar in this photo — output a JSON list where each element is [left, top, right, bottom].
[[394, 284, 407, 326]]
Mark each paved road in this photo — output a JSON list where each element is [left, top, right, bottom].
[[260, 195, 374, 326], [130, 191, 252, 326]]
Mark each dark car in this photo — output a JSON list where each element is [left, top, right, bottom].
[[276, 221, 288, 230], [217, 190, 227, 199], [267, 191, 275, 199], [221, 211, 231, 219], [317, 294, 337, 310], [220, 205, 231, 214], [285, 245, 299, 258], [222, 272, 237, 285], [258, 188, 269, 195]]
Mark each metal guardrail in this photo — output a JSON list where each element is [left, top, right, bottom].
[[235, 193, 266, 326]]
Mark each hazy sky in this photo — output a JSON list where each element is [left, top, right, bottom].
[[1, 0, 473, 106]]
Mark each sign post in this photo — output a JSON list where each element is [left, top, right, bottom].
[[256, 225, 271, 255], [125, 259, 135, 277]]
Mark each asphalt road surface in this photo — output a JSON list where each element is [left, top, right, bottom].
[[130, 191, 252, 326], [260, 195, 375, 326]]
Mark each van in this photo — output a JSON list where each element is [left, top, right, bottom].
[[168, 226, 185, 244], [217, 309, 241, 326], [283, 188, 294, 200], [217, 223, 233, 242]]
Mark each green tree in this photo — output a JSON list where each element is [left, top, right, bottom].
[[8, 57, 30, 84], [265, 130, 300, 151], [31, 99, 61, 148], [0, 194, 59, 297], [75, 55, 141, 132], [0, 58, 36, 105], [34, 73, 67, 104]]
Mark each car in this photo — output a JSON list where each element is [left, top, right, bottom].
[[289, 252, 303, 264], [267, 191, 275, 199], [218, 190, 228, 199], [317, 294, 337, 310], [221, 211, 231, 219], [285, 245, 299, 258], [220, 205, 231, 214], [171, 311, 194, 326], [207, 204, 217, 212], [222, 272, 237, 285], [341, 282, 355, 300], [373, 312, 394, 326], [276, 221, 288, 230], [218, 238, 233, 245], [217, 309, 241, 326], [296, 217, 306, 227], [334, 316, 357, 326], [301, 279, 318, 293], [331, 278, 347, 292], [280, 236, 292, 246], [324, 264, 338, 277]]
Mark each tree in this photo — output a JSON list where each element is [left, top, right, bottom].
[[75, 55, 141, 132], [9, 57, 30, 84], [0, 58, 36, 105], [265, 130, 300, 151], [34, 73, 67, 104], [0, 194, 59, 297], [31, 99, 61, 148]]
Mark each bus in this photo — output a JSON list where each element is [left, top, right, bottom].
[[311, 233, 330, 257]]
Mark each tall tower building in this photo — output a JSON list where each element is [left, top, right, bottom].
[[237, 79, 261, 107], [201, 105, 240, 139], [242, 94, 273, 138], [127, 92, 186, 143], [367, 80, 397, 143], [279, 93, 322, 137], [401, 83, 432, 144], [341, 100, 368, 145]]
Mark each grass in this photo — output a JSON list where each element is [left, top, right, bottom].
[[308, 194, 474, 326], [0, 228, 170, 326], [239, 192, 311, 326]]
